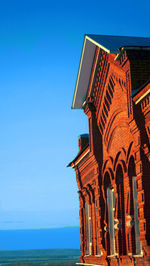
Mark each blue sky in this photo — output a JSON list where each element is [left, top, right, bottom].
[[0, 0, 150, 229]]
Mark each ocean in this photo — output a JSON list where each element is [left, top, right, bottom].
[[0, 227, 80, 250]]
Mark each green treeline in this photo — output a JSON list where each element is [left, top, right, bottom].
[[0, 249, 80, 265]]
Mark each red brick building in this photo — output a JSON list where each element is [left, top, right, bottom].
[[69, 35, 150, 265]]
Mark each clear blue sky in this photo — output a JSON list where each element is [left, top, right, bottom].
[[0, 0, 150, 229]]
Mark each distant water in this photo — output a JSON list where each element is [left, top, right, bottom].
[[0, 227, 80, 250]]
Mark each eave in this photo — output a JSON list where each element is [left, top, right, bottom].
[[72, 36, 97, 109], [72, 34, 150, 110], [68, 144, 90, 168], [72, 35, 113, 110], [133, 79, 150, 104]]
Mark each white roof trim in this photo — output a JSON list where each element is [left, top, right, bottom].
[[135, 88, 150, 104], [72, 34, 150, 109], [72, 35, 120, 109], [86, 35, 110, 53], [72, 36, 96, 109], [72, 37, 87, 109]]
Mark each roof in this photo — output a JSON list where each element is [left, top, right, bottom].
[[67, 143, 89, 168], [86, 35, 150, 53], [78, 133, 89, 139], [72, 34, 150, 109], [133, 79, 150, 104]]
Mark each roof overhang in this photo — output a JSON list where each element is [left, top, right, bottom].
[[133, 80, 150, 104], [72, 34, 150, 109], [72, 35, 120, 109], [72, 36, 96, 109], [67, 145, 90, 168]]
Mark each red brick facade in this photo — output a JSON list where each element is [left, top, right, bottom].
[[69, 36, 150, 265]]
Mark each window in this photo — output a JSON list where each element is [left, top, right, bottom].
[[107, 187, 116, 255], [85, 202, 92, 255], [132, 176, 142, 255], [95, 204, 102, 256]]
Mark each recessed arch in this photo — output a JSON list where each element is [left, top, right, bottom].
[[108, 167, 114, 180], [103, 165, 114, 189], [127, 141, 134, 163], [102, 157, 113, 176], [128, 155, 136, 177], [102, 160, 109, 174], [122, 147, 126, 156], [114, 157, 127, 174], [114, 151, 121, 171], [121, 159, 127, 173], [104, 171, 111, 196], [86, 184, 95, 203], [82, 187, 91, 204]]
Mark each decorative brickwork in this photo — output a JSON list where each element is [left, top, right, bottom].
[[69, 35, 150, 265]]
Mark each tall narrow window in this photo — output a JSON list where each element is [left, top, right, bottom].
[[116, 164, 126, 255], [128, 156, 142, 255], [132, 176, 142, 255], [85, 202, 92, 255], [107, 187, 116, 255], [95, 204, 102, 255]]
